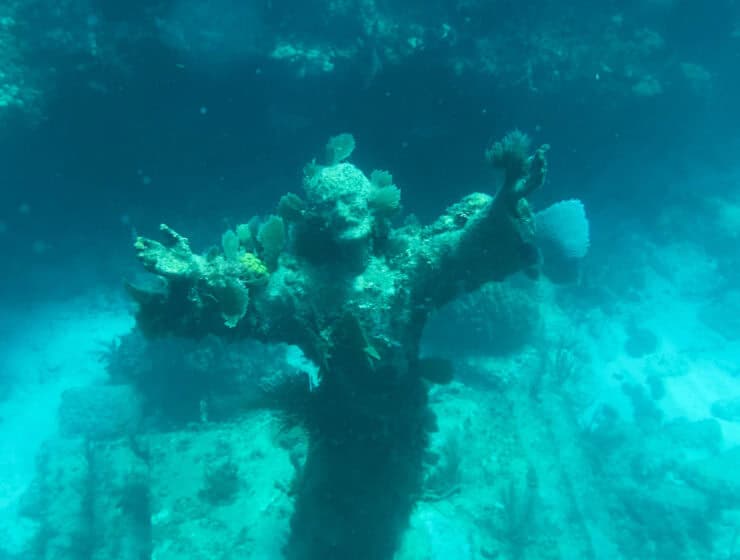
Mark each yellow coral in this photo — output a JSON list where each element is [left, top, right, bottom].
[[239, 252, 269, 285]]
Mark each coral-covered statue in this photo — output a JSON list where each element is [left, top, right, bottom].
[[128, 131, 577, 559]]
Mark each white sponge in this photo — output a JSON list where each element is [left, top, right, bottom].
[[535, 199, 590, 259]]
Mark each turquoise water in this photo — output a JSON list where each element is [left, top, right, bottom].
[[1, 1, 740, 559]]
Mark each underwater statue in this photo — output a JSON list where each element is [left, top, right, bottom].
[[128, 130, 585, 559]]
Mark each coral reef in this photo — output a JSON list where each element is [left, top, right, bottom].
[[0, 3, 41, 119], [423, 278, 542, 357], [22, 411, 300, 560], [1, 0, 720, 126]]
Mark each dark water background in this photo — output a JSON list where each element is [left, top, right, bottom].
[[1, 0, 738, 299]]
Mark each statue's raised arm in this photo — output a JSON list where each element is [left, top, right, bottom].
[[128, 131, 548, 364]]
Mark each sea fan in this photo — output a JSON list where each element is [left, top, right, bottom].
[[535, 199, 590, 259]]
